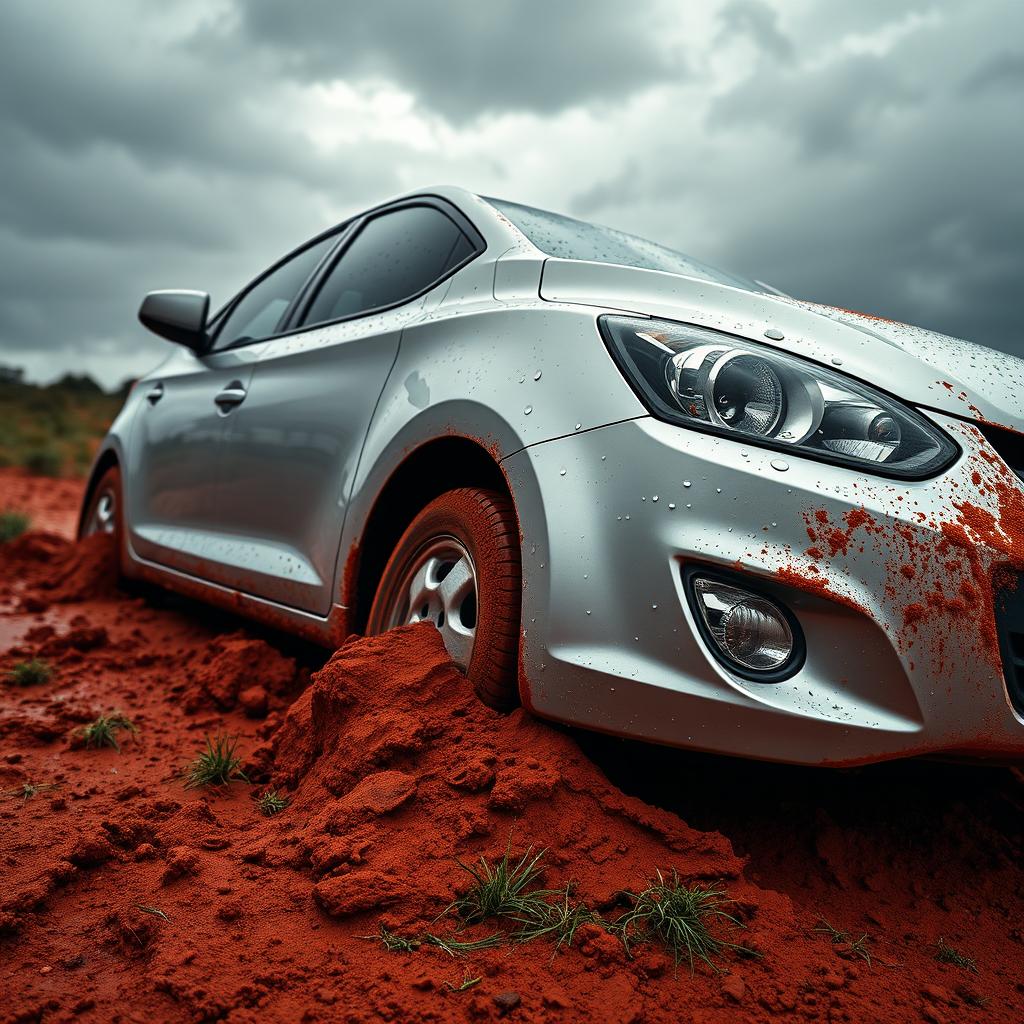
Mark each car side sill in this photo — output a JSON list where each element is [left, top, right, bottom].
[[128, 551, 345, 648]]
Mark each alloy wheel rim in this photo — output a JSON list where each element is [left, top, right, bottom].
[[87, 488, 117, 536], [386, 537, 478, 670]]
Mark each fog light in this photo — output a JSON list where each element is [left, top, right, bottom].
[[691, 575, 796, 675]]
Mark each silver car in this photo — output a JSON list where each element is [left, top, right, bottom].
[[81, 186, 1024, 765]]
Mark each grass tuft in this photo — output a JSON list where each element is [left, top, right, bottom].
[[935, 937, 977, 973], [368, 851, 748, 973], [0, 510, 31, 543], [449, 846, 553, 925], [257, 789, 290, 816], [616, 871, 744, 972], [183, 734, 248, 789], [24, 444, 63, 477], [78, 712, 138, 751], [7, 658, 52, 687]]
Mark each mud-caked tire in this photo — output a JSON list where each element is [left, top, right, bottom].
[[366, 487, 522, 710]]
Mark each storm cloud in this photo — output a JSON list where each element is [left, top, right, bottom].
[[0, 0, 1020, 387]]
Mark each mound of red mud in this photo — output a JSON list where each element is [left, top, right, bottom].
[[0, 531, 118, 608], [3, 488, 1024, 1023], [257, 625, 745, 923]]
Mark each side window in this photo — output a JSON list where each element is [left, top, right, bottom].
[[212, 234, 337, 351], [301, 205, 474, 328]]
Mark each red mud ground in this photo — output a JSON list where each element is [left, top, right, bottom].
[[2, 478, 1023, 1023]]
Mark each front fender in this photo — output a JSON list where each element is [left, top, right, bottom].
[[331, 302, 644, 623]]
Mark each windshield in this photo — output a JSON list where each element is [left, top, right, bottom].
[[485, 197, 762, 292]]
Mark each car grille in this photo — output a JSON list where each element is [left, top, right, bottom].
[[995, 573, 1024, 717], [979, 424, 1024, 482]]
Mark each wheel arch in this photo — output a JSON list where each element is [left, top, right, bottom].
[[344, 435, 516, 634], [77, 446, 121, 539]]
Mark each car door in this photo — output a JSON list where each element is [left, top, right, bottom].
[[211, 200, 481, 614], [126, 231, 340, 576]]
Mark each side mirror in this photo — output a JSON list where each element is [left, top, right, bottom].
[[138, 290, 210, 353]]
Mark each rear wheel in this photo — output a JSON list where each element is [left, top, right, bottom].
[[366, 487, 521, 710]]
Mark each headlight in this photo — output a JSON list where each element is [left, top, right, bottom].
[[600, 315, 958, 478]]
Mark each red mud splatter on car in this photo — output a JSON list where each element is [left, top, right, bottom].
[[772, 565, 870, 616], [4, 477, 1024, 1022], [934, 382, 988, 421], [780, 426, 1024, 697], [801, 506, 875, 561], [826, 305, 906, 326]]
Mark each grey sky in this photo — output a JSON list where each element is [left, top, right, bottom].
[[0, 0, 1021, 387]]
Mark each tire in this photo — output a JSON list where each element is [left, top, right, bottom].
[[366, 487, 522, 710], [80, 464, 127, 572]]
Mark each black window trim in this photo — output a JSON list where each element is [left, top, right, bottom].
[[207, 221, 353, 354], [284, 195, 486, 335], [205, 194, 485, 355]]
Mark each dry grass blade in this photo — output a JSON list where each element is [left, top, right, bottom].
[[135, 905, 171, 923], [421, 931, 504, 956], [815, 918, 873, 965], [444, 976, 482, 992], [361, 924, 421, 953], [7, 658, 52, 687], [184, 734, 248, 789], [814, 919, 848, 944], [616, 871, 744, 973], [363, 924, 501, 957], [2, 781, 60, 804], [78, 712, 138, 751]]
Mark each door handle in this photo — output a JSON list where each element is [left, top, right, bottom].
[[214, 383, 247, 410], [146, 382, 164, 405]]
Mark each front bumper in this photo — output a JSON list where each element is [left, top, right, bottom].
[[502, 412, 1024, 765]]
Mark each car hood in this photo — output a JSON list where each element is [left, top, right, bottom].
[[539, 258, 1024, 435]]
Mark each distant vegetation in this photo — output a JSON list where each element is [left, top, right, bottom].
[[0, 510, 31, 543], [0, 367, 128, 477]]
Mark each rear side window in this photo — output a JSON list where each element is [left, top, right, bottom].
[[301, 205, 474, 327], [213, 234, 337, 350]]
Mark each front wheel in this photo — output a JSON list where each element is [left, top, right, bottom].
[[366, 487, 522, 710], [80, 464, 128, 573]]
